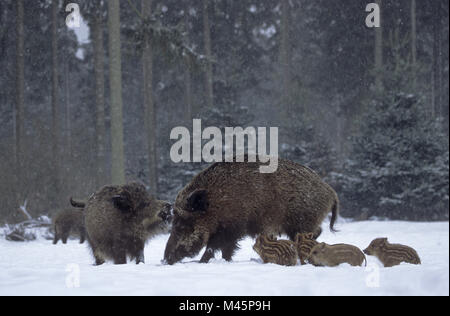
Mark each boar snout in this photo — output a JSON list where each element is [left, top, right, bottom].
[[158, 202, 173, 224]]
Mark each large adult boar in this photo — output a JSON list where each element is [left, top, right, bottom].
[[71, 182, 172, 265], [164, 158, 339, 265]]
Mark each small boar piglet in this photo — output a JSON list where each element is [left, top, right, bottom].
[[253, 235, 298, 266], [307, 242, 366, 267], [363, 238, 421, 267], [295, 232, 319, 265]]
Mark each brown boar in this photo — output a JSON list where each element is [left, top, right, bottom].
[[363, 238, 421, 267], [163, 157, 339, 265], [52, 209, 86, 244], [295, 232, 319, 265], [71, 182, 172, 265], [307, 242, 366, 267], [253, 235, 298, 266]]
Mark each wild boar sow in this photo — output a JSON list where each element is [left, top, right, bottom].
[[164, 158, 339, 264], [72, 182, 172, 265]]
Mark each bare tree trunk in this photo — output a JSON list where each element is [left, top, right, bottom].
[[184, 56, 193, 123], [202, 0, 214, 108], [63, 56, 71, 195], [92, 11, 107, 187], [108, 0, 126, 185], [64, 61, 71, 158], [410, 0, 417, 89], [52, 0, 61, 201], [374, 0, 383, 92], [142, 0, 158, 195], [184, 3, 193, 123], [432, 0, 443, 120], [280, 0, 292, 115], [15, 0, 25, 207], [335, 104, 343, 158]]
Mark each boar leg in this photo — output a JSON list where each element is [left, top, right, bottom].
[[133, 245, 145, 264], [112, 244, 127, 264], [91, 247, 105, 265], [53, 231, 59, 244], [79, 229, 85, 244], [111, 238, 127, 264], [61, 225, 70, 244], [93, 251, 105, 266], [221, 240, 239, 261], [94, 256, 105, 266], [88, 239, 105, 265], [128, 240, 145, 264], [199, 247, 216, 263], [136, 250, 145, 264], [200, 230, 233, 263], [80, 232, 86, 244], [113, 252, 127, 265]]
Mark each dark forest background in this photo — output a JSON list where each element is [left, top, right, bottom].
[[0, 0, 448, 223]]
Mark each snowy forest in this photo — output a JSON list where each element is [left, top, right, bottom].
[[0, 0, 448, 224]]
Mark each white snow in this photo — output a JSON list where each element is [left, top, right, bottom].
[[0, 221, 448, 296]]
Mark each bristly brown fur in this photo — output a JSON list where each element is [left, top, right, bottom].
[[363, 238, 421, 267], [164, 157, 340, 265], [253, 235, 298, 266], [81, 182, 172, 265], [53, 209, 85, 244]]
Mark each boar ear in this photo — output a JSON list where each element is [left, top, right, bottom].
[[112, 193, 133, 213], [186, 189, 209, 213]]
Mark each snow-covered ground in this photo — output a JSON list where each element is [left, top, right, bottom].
[[0, 220, 448, 296]]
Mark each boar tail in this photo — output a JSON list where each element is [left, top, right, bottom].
[[70, 197, 86, 208], [329, 194, 339, 233]]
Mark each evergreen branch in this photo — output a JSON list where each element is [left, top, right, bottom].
[[126, 0, 143, 20]]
